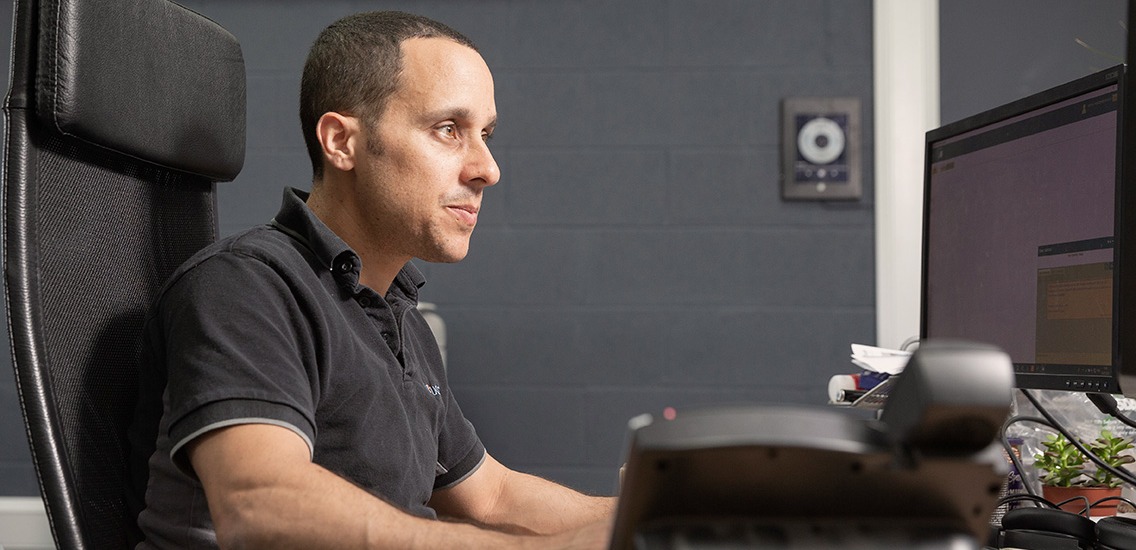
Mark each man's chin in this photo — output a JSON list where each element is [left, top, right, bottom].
[[418, 245, 470, 264]]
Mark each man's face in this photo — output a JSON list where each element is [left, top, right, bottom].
[[352, 37, 499, 264]]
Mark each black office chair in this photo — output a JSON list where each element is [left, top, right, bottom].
[[3, 0, 245, 548]]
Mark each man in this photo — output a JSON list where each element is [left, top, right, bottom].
[[128, 11, 615, 549]]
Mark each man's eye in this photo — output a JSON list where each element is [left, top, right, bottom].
[[437, 124, 457, 138]]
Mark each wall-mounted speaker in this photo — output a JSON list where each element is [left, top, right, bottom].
[[780, 97, 862, 201]]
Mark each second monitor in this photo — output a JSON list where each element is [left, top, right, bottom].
[[921, 65, 1131, 395]]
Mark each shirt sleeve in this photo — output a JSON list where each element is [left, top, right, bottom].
[[159, 251, 320, 473], [433, 395, 486, 490]]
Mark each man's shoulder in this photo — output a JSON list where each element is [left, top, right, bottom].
[[162, 224, 318, 298], [180, 225, 287, 269], [210, 224, 306, 262]]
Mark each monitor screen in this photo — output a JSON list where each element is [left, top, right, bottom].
[[921, 66, 1128, 394]]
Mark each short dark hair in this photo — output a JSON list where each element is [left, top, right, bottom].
[[299, 11, 477, 180]]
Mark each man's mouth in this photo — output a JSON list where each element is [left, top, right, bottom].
[[447, 204, 479, 226]]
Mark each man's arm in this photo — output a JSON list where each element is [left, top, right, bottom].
[[429, 452, 617, 536], [188, 423, 609, 549]]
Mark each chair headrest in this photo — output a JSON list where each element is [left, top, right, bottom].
[[35, 0, 246, 181]]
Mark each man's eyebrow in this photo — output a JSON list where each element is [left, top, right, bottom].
[[421, 107, 497, 129]]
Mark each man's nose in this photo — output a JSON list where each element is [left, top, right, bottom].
[[462, 138, 500, 188]]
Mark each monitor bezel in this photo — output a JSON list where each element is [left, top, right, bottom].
[[920, 64, 1131, 395]]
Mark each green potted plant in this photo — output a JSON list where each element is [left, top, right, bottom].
[[1087, 430, 1136, 488], [1034, 429, 1135, 516]]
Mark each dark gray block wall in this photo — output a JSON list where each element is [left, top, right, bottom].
[[0, 1, 875, 496], [940, 0, 1127, 125]]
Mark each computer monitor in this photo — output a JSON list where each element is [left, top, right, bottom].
[[920, 65, 1136, 395]]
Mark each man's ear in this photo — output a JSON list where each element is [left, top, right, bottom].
[[315, 112, 360, 173]]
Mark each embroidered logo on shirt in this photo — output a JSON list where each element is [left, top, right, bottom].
[[425, 383, 441, 397]]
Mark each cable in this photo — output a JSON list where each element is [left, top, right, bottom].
[[1090, 495, 1136, 510], [1052, 495, 1092, 516], [1022, 389, 1136, 488], [1087, 392, 1136, 431], [1001, 414, 1054, 497], [899, 335, 921, 352], [996, 492, 1058, 509]]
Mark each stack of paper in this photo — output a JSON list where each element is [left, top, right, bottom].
[[850, 343, 911, 375]]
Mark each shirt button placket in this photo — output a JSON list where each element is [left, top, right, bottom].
[[377, 309, 399, 351]]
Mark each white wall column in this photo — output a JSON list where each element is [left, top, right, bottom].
[[873, 0, 939, 349]]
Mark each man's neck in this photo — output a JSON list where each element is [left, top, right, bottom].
[[306, 180, 407, 295]]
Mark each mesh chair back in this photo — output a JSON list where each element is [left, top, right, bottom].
[[3, 1, 245, 548]]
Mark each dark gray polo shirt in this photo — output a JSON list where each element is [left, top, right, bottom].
[[128, 187, 485, 549]]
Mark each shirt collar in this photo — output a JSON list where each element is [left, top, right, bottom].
[[270, 187, 426, 300]]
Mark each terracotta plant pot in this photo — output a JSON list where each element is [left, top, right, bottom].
[[1042, 485, 1123, 516]]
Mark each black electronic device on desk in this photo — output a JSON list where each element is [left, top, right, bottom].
[[921, 62, 1136, 398], [609, 341, 1015, 550]]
